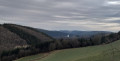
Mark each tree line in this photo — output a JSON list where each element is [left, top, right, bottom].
[[0, 31, 120, 61], [0, 24, 120, 61]]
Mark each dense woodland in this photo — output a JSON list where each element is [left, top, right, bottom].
[[0, 24, 120, 61]]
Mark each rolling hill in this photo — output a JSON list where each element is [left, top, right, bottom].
[[16, 40, 120, 61], [38, 29, 112, 38], [0, 25, 27, 52], [60, 30, 112, 38], [0, 23, 119, 61], [38, 29, 69, 38], [0, 24, 53, 55]]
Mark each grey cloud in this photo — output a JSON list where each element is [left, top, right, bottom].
[[0, 0, 120, 32]]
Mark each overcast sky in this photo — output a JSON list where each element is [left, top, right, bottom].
[[0, 0, 120, 32]]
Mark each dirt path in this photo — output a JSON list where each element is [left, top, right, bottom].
[[29, 50, 61, 61], [31, 53, 50, 61]]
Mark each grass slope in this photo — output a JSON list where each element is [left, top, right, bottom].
[[16, 40, 120, 61]]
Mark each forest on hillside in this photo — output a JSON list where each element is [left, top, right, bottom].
[[0, 24, 120, 61]]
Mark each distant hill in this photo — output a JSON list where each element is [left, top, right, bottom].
[[0, 24, 119, 61], [38, 29, 112, 38], [60, 30, 112, 37], [38, 29, 70, 38], [0, 24, 53, 53]]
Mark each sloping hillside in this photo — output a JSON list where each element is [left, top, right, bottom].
[[0, 24, 53, 53], [16, 40, 120, 61], [0, 24, 119, 61], [0, 25, 27, 52]]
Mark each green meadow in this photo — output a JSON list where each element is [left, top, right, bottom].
[[16, 40, 120, 61]]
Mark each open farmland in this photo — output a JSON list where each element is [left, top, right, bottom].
[[16, 40, 120, 61]]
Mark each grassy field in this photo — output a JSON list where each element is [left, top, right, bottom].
[[16, 40, 120, 61]]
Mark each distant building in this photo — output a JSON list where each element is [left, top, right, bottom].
[[67, 35, 70, 38]]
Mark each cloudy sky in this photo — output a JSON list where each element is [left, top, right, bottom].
[[0, 0, 120, 32]]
